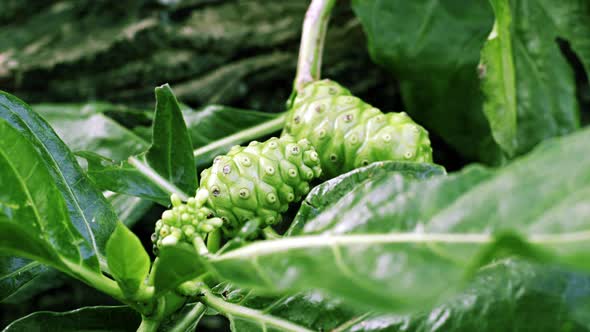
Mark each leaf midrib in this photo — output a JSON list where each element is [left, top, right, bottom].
[[0, 261, 41, 281], [212, 231, 590, 262]]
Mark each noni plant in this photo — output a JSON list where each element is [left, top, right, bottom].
[[1, 0, 590, 331]]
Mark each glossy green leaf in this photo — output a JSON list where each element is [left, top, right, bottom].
[[35, 103, 154, 224], [185, 105, 278, 168], [77, 102, 281, 205], [205, 127, 590, 311], [211, 283, 362, 332], [146, 84, 197, 196], [0, 101, 149, 303], [34, 103, 148, 161], [288, 162, 446, 235], [210, 261, 590, 332], [337, 260, 590, 331], [153, 245, 206, 296], [0, 257, 51, 303], [352, 0, 588, 163], [80, 86, 198, 205], [79, 152, 171, 206], [106, 223, 150, 298], [107, 193, 153, 228], [157, 302, 207, 332], [0, 91, 118, 264], [0, 262, 69, 305], [0, 119, 96, 272], [479, 0, 518, 156], [352, 0, 501, 164], [479, 0, 588, 157], [2, 306, 140, 332]]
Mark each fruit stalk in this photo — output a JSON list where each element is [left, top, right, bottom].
[[294, 0, 337, 92]]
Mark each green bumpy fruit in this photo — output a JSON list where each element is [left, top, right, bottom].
[[199, 135, 322, 236], [151, 193, 223, 253], [283, 79, 433, 178]]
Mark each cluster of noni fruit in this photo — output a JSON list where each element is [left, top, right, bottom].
[[152, 80, 433, 252]]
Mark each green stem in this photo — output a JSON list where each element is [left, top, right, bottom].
[[135, 285, 155, 302], [128, 156, 190, 201], [262, 227, 281, 240], [62, 260, 150, 315], [207, 228, 222, 253], [147, 257, 160, 286], [63, 261, 123, 299], [193, 113, 286, 159], [137, 317, 160, 332], [294, 0, 337, 91], [198, 286, 313, 332], [168, 303, 207, 332], [193, 236, 209, 256]]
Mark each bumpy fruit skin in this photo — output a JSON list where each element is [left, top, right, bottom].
[[199, 135, 322, 236], [151, 193, 223, 253], [283, 80, 433, 178]]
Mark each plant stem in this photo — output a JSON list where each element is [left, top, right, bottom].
[[193, 113, 286, 159], [262, 227, 281, 240], [198, 286, 313, 332], [207, 228, 222, 253], [147, 257, 160, 286], [294, 0, 337, 91], [63, 260, 125, 301], [193, 236, 209, 256], [168, 303, 207, 332], [128, 156, 190, 201], [62, 260, 149, 315], [137, 317, 160, 332], [135, 285, 155, 302]]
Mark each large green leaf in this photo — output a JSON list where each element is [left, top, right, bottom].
[[337, 260, 590, 331], [73, 100, 283, 204], [185, 105, 278, 168], [0, 257, 51, 303], [34, 103, 148, 160], [288, 161, 446, 235], [146, 84, 197, 196], [34, 103, 154, 225], [479, 0, 518, 156], [106, 223, 150, 299], [16, 103, 152, 302], [153, 245, 207, 296], [204, 127, 590, 312], [0, 91, 118, 262], [210, 283, 361, 332], [0, 196, 150, 303], [2, 306, 140, 332], [0, 119, 96, 272], [208, 264, 590, 332], [133, 104, 285, 169], [80, 86, 208, 205], [352, 0, 501, 163], [352, 0, 587, 163], [80, 152, 171, 206], [107, 193, 153, 228], [480, 0, 588, 157]]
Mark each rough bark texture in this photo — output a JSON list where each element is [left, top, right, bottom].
[[0, 0, 401, 113]]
